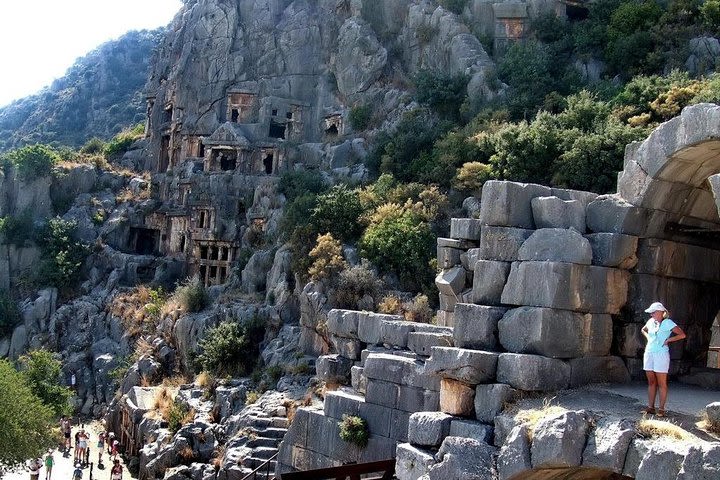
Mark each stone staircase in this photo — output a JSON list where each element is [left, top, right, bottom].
[[238, 415, 288, 478]]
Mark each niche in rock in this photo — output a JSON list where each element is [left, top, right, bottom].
[[129, 228, 159, 255]]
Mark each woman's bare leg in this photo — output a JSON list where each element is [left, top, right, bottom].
[[656, 372, 668, 411], [645, 371, 657, 408]]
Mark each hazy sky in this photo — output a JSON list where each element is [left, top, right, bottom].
[[0, 0, 183, 107]]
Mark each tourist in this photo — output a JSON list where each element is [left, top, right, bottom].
[[110, 459, 123, 480], [28, 458, 41, 480], [77, 429, 88, 466], [73, 463, 83, 480], [641, 301, 686, 417], [111, 440, 120, 461], [44, 450, 54, 480], [60, 416, 72, 452], [106, 432, 115, 455], [74, 430, 81, 463], [98, 431, 106, 466]]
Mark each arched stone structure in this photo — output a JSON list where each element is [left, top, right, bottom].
[[508, 466, 631, 480]]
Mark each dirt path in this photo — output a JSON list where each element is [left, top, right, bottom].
[[5, 421, 131, 480]]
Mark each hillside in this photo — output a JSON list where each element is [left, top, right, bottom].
[[0, 29, 164, 151]]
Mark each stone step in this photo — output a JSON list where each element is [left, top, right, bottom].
[[270, 416, 289, 428], [243, 457, 277, 470], [248, 436, 279, 448], [259, 427, 287, 439], [248, 416, 272, 428], [253, 446, 279, 460]]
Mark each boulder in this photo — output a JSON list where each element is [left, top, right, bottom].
[[582, 418, 635, 473], [531, 410, 590, 468], [471, 260, 510, 304], [425, 347, 498, 384], [498, 307, 613, 358], [448, 419, 493, 443], [636, 442, 689, 480], [475, 384, 518, 423], [705, 402, 720, 429], [408, 412, 453, 447], [585, 233, 638, 269], [395, 443, 435, 480], [501, 261, 629, 314], [334, 18, 387, 95], [453, 304, 506, 351], [315, 354, 353, 385], [435, 266, 467, 297], [531, 196, 586, 232], [439, 378, 475, 417], [478, 225, 534, 261], [427, 436, 496, 480], [497, 424, 532, 480], [517, 228, 592, 265], [497, 353, 570, 391], [677, 443, 720, 480], [622, 438, 654, 478], [479, 181, 552, 228]]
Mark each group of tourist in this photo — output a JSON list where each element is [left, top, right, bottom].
[[27, 419, 123, 480]]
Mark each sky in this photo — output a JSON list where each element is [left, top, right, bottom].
[[0, 0, 183, 107]]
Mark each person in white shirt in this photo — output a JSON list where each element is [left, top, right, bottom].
[[640, 301, 686, 417]]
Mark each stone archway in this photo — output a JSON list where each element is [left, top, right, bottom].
[[508, 466, 632, 480], [614, 103, 720, 381]]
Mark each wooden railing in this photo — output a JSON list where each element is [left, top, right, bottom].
[[240, 452, 279, 480], [279, 459, 395, 480]]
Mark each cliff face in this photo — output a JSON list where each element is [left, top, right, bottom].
[[0, 29, 164, 151]]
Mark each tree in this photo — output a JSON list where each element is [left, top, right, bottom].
[[0, 359, 56, 471], [18, 350, 72, 417], [311, 185, 366, 243], [2, 144, 59, 180]]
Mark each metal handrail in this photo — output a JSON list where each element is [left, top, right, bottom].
[[240, 452, 279, 480]]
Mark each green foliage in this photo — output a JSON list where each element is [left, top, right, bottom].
[[360, 206, 435, 290], [453, 162, 494, 192], [103, 123, 144, 158], [17, 350, 72, 417], [329, 261, 383, 310], [311, 185, 366, 243], [348, 104, 373, 131], [174, 277, 209, 313], [438, 0, 467, 15], [278, 170, 327, 202], [702, 0, 720, 28], [36, 218, 89, 290], [2, 144, 59, 180], [338, 414, 369, 447], [414, 70, 469, 120], [195, 317, 266, 377], [0, 291, 20, 337], [80, 137, 106, 155], [308, 233, 347, 281], [167, 399, 190, 433], [0, 359, 56, 471], [143, 287, 166, 320], [0, 211, 35, 245]]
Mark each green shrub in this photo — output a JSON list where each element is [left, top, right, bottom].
[[308, 233, 347, 281], [195, 317, 266, 377], [338, 414, 369, 447], [174, 277, 209, 313], [702, 0, 720, 28], [17, 350, 72, 417], [415, 24, 437, 44], [453, 162, 494, 192], [311, 185, 366, 243], [2, 144, 59, 180], [278, 170, 327, 202], [36, 218, 89, 290], [0, 291, 20, 337], [414, 69, 469, 120], [80, 137, 106, 155], [103, 123, 144, 158], [0, 212, 35, 245], [348, 104, 373, 131], [329, 261, 383, 310], [167, 399, 190, 433]]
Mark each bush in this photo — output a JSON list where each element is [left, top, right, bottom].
[[379, 294, 433, 323], [702, 0, 720, 28], [0, 291, 20, 337], [338, 414, 369, 447], [36, 218, 89, 290], [173, 277, 209, 313], [2, 144, 59, 180], [329, 261, 383, 310], [311, 185, 366, 243], [17, 350, 72, 417], [195, 317, 266, 377], [103, 123, 144, 159], [167, 398, 192, 433], [308, 233, 347, 281], [348, 104, 373, 131], [453, 162, 494, 192], [80, 137, 106, 155], [0, 212, 35, 245], [278, 170, 327, 202], [414, 70, 469, 120]]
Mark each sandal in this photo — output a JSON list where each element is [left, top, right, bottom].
[[656, 409, 666, 418], [640, 407, 656, 415]]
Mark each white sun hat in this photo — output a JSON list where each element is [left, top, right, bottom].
[[644, 301, 667, 313]]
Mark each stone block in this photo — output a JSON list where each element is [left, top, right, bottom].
[[479, 225, 534, 261], [586, 194, 648, 236], [363, 353, 419, 384], [617, 323, 644, 357], [397, 386, 439, 413], [494, 414, 520, 447], [323, 390, 362, 419], [437, 245, 462, 269], [497, 353, 570, 391], [498, 307, 613, 358], [479, 180, 552, 228], [395, 443, 435, 480], [358, 312, 402, 345], [569, 356, 631, 387], [453, 303, 506, 351], [305, 411, 339, 457], [315, 354, 352, 385], [330, 334, 362, 360], [379, 320, 415, 348], [436, 310, 454, 327], [585, 233, 638, 269], [531, 196, 586, 232], [582, 418, 635, 473], [450, 218, 482, 240], [327, 309, 360, 338], [706, 402, 720, 427], [622, 438, 654, 478], [677, 444, 720, 480], [435, 266, 467, 297], [282, 407, 310, 448], [408, 412, 452, 447], [407, 331, 453, 357], [390, 409, 411, 441], [531, 410, 590, 468], [425, 347, 498, 384], [438, 293, 457, 312], [427, 436, 497, 479], [472, 260, 510, 304], [518, 228, 592, 265], [365, 379, 398, 409], [497, 424, 531, 480], [358, 401, 392, 438], [475, 384, 518, 423], [636, 238, 720, 284], [448, 419, 493, 443], [350, 366, 366, 394], [439, 378, 475, 417], [635, 442, 687, 480], [461, 248, 482, 271], [359, 435, 397, 464], [501, 261, 629, 314], [550, 188, 598, 208]]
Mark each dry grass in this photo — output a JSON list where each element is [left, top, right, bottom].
[[637, 418, 694, 441], [378, 294, 433, 323], [698, 411, 720, 436], [178, 445, 195, 461], [152, 386, 177, 419], [195, 371, 215, 388], [211, 445, 225, 468], [162, 374, 190, 388], [513, 401, 569, 440], [246, 391, 260, 405], [110, 286, 166, 338]]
